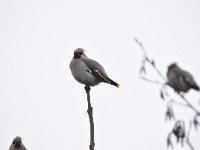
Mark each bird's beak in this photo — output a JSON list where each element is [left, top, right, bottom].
[[14, 142, 21, 148]]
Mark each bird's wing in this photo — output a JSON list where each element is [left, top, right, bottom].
[[81, 58, 105, 72], [181, 70, 199, 89], [81, 58, 109, 82]]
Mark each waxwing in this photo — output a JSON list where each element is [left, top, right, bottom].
[[69, 48, 120, 88], [167, 63, 199, 93], [9, 136, 27, 150]]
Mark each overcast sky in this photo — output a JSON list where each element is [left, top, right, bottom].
[[0, 0, 200, 150]]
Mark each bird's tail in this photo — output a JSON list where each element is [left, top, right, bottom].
[[94, 70, 120, 88], [107, 78, 120, 88], [187, 82, 200, 91], [193, 85, 200, 91]]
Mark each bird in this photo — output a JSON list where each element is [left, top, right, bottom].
[[9, 136, 27, 150], [69, 48, 120, 88], [167, 63, 199, 93]]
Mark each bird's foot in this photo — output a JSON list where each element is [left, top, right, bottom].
[[84, 85, 91, 92]]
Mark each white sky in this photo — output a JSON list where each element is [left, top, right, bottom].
[[0, 0, 200, 150]]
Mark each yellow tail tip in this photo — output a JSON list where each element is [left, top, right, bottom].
[[116, 83, 120, 88]]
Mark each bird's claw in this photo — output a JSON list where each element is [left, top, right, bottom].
[[84, 85, 91, 92]]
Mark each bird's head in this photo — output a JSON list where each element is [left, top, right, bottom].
[[73, 48, 87, 59], [12, 136, 22, 148], [168, 62, 178, 70]]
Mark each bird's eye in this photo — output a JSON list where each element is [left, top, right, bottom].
[[74, 52, 82, 55], [13, 141, 21, 144]]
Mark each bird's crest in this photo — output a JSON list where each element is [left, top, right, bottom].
[[168, 63, 178, 70]]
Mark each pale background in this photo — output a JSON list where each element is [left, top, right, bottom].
[[0, 0, 200, 150]]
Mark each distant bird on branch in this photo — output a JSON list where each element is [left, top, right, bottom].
[[167, 63, 199, 93]]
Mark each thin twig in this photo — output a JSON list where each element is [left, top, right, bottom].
[[135, 37, 200, 115], [185, 122, 195, 150], [170, 99, 189, 108], [134, 37, 167, 82], [139, 76, 164, 85], [167, 131, 174, 148], [148, 59, 167, 82], [180, 94, 200, 115], [134, 37, 148, 56], [85, 85, 95, 150], [186, 139, 195, 150]]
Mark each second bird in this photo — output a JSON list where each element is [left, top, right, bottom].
[[9, 136, 27, 150], [70, 48, 120, 88], [167, 63, 199, 93]]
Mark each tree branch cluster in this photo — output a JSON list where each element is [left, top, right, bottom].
[[135, 38, 200, 150]]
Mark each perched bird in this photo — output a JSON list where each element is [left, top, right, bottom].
[[9, 136, 27, 150], [167, 63, 199, 93], [70, 48, 120, 88]]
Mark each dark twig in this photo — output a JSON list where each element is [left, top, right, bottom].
[[186, 138, 195, 150], [180, 94, 200, 116], [139, 76, 164, 85], [185, 122, 195, 150], [84, 85, 95, 150], [134, 37, 167, 82], [193, 114, 200, 130], [170, 99, 189, 108], [167, 132, 174, 148]]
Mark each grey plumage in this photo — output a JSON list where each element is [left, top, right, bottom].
[[70, 48, 120, 88], [9, 136, 27, 150], [167, 63, 199, 93]]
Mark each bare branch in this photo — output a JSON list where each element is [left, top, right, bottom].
[[179, 94, 200, 115], [136, 38, 200, 150], [85, 85, 95, 150], [165, 104, 175, 121], [139, 76, 164, 85], [193, 114, 200, 130], [185, 122, 195, 150], [186, 139, 195, 150], [167, 132, 173, 148], [170, 99, 190, 108], [134, 37, 148, 56]]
